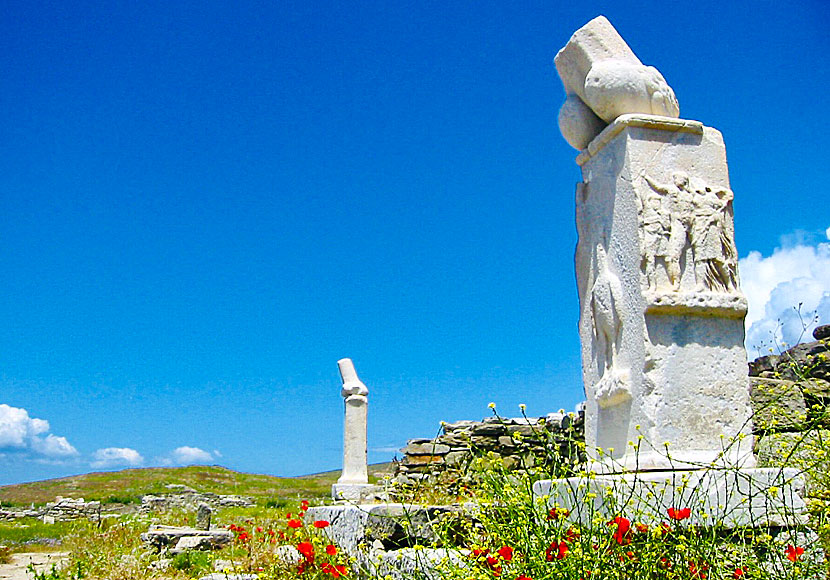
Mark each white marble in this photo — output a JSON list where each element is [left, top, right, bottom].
[[573, 114, 755, 472], [554, 16, 679, 150], [334, 358, 369, 499], [533, 468, 807, 528]]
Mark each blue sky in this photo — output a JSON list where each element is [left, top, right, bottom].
[[1, 1, 828, 485]]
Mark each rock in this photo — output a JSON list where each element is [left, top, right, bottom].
[[196, 503, 211, 530], [749, 378, 808, 432], [171, 536, 216, 553], [272, 545, 302, 567], [442, 420, 475, 433], [400, 442, 450, 456], [755, 430, 830, 497], [814, 324, 830, 341], [141, 525, 233, 551]]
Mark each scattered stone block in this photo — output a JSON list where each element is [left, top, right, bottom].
[[141, 525, 233, 551], [196, 502, 211, 530]]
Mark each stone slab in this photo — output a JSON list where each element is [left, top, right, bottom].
[[532, 468, 807, 528], [331, 483, 380, 502]]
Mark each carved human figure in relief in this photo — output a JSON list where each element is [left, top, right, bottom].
[[692, 185, 737, 291], [643, 172, 695, 290], [641, 172, 738, 293], [637, 181, 672, 290]]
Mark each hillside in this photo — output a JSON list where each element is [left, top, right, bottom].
[[0, 463, 395, 506]]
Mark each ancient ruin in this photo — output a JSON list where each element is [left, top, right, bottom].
[[533, 16, 804, 525], [332, 358, 377, 501]]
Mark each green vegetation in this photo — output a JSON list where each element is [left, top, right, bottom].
[[0, 463, 394, 507]]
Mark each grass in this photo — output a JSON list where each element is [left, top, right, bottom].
[[0, 463, 394, 507]]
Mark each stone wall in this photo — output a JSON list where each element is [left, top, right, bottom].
[[0, 497, 101, 522], [749, 325, 829, 499], [395, 411, 584, 484]]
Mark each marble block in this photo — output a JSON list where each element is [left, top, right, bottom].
[[533, 468, 807, 528], [574, 115, 755, 472]]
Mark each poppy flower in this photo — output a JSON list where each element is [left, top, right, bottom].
[[288, 519, 303, 529], [785, 545, 805, 562], [733, 567, 747, 578], [497, 546, 514, 561], [565, 528, 580, 543], [297, 541, 315, 563], [688, 561, 708, 579], [326, 544, 337, 556], [635, 523, 648, 533], [301, 500, 310, 510], [471, 548, 489, 558], [667, 507, 691, 521], [517, 577, 533, 580], [314, 520, 330, 529], [485, 556, 502, 575], [547, 508, 570, 520], [545, 541, 568, 561], [608, 516, 631, 545]]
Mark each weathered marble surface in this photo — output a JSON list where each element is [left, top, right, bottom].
[[333, 358, 378, 501], [555, 16, 679, 149], [573, 114, 754, 472], [533, 467, 807, 528]]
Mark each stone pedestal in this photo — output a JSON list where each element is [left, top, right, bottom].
[[333, 358, 380, 501], [533, 468, 808, 528], [574, 114, 755, 472]]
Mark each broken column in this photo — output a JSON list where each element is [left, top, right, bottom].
[[533, 16, 805, 527], [332, 358, 376, 501]]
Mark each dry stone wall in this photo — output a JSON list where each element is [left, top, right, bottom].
[[395, 411, 585, 483], [750, 325, 830, 499]]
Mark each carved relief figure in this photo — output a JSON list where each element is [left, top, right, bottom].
[[637, 180, 672, 289], [590, 245, 630, 407], [643, 172, 695, 290], [692, 185, 737, 291]]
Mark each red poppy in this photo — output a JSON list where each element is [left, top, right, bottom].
[[237, 532, 250, 542], [314, 520, 330, 529], [545, 541, 568, 561], [288, 519, 303, 529], [256, 526, 263, 533], [486, 555, 502, 575], [471, 548, 489, 558], [688, 561, 708, 579], [667, 507, 691, 521], [516, 577, 533, 580], [608, 516, 631, 545], [301, 500, 310, 510], [565, 528, 580, 543], [335, 564, 348, 576], [785, 545, 805, 562], [326, 544, 337, 556], [733, 567, 747, 578], [297, 541, 315, 563], [497, 546, 514, 561], [547, 508, 570, 520], [635, 523, 648, 533]]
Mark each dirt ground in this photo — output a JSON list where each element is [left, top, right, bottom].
[[0, 552, 68, 580]]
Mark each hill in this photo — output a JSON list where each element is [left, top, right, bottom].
[[0, 463, 395, 506]]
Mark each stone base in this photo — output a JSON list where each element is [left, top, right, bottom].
[[331, 483, 380, 502], [532, 468, 807, 528], [306, 503, 467, 580]]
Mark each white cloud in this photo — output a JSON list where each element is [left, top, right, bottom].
[[740, 229, 830, 358], [0, 404, 79, 460], [163, 446, 216, 466], [91, 447, 144, 468]]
